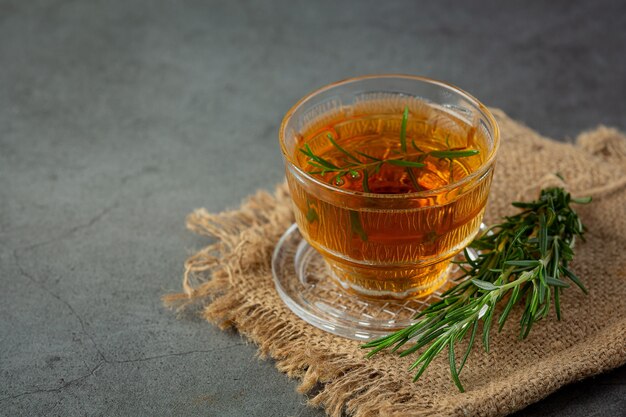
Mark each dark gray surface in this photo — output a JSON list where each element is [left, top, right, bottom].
[[1, 1, 625, 416]]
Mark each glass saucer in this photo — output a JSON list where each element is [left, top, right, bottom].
[[272, 223, 482, 341]]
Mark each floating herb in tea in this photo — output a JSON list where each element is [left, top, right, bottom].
[[299, 107, 479, 193], [288, 100, 491, 296], [362, 187, 591, 391]]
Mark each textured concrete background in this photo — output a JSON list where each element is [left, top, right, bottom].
[[1, 0, 625, 416]]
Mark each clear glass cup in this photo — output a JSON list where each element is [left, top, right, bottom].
[[278, 75, 499, 300]]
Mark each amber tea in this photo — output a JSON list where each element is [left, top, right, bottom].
[[279, 76, 498, 301], [284, 96, 493, 299]]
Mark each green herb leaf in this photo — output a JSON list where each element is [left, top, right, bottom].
[[406, 168, 421, 191], [327, 133, 361, 163], [561, 266, 588, 294], [504, 260, 541, 267], [349, 210, 368, 241], [306, 207, 318, 223], [362, 169, 370, 192], [429, 150, 480, 159], [411, 140, 425, 153], [400, 106, 409, 152], [545, 277, 570, 287], [302, 144, 339, 170], [355, 150, 381, 161], [471, 279, 499, 291], [448, 339, 464, 392]]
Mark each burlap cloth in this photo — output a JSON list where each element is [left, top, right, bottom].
[[165, 110, 626, 417]]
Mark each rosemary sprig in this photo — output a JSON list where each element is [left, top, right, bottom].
[[299, 107, 479, 191], [299, 136, 427, 186], [362, 187, 591, 392]]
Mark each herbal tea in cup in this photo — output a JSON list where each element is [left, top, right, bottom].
[[279, 75, 499, 299]]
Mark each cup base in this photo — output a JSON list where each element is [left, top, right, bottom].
[[327, 262, 451, 300], [272, 223, 483, 340]]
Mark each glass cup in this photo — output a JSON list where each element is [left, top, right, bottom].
[[278, 75, 499, 300]]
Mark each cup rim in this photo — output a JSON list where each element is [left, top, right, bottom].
[[279, 74, 500, 199]]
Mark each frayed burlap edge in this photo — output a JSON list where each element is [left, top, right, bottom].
[[164, 110, 626, 417]]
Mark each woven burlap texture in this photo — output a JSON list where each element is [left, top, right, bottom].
[[165, 109, 626, 417]]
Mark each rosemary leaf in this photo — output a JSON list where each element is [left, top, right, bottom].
[[430, 149, 479, 159], [400, 106, 409, 152], [349, 211, 368, 241], [362, 169, 370, 192], [327, 133, 361, 163]]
